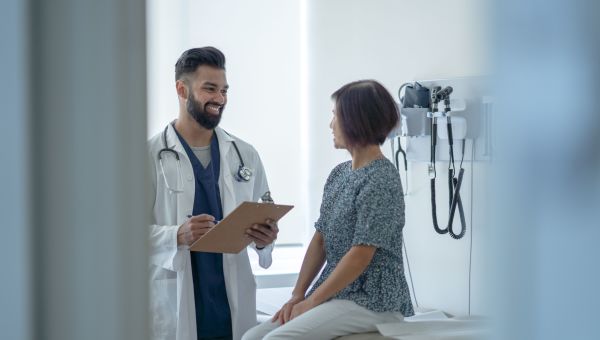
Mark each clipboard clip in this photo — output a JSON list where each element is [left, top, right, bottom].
[[260, 191, 274, 204]]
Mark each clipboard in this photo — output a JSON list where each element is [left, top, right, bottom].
[[190, 201, 294, 254]]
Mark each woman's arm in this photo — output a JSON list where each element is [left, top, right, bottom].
[[273, 231, 326, 324], [292, 231, 327, 297], [290, 244, 376, 319]]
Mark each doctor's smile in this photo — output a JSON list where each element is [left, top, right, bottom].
[[205, 103, 223, 115]]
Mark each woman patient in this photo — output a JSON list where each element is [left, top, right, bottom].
[[243, 79, 414, 340]]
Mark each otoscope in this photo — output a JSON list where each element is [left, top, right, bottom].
[[428, 86, 442, 179], [438, 86, 454, 163]]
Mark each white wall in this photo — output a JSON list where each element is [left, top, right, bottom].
[[306, 0, 490, 316]]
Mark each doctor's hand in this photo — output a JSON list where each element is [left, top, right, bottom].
[[177, 214, 217, 246], [272, 294, 304, 324], [246, 219, 279, 249]]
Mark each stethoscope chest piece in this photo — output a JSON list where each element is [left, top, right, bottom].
[[236, 165, 253, 182]]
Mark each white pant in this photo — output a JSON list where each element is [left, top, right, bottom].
[[242, 299, 403, 340]]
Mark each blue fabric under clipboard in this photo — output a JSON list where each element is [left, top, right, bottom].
[[174, 126, 232, 339]]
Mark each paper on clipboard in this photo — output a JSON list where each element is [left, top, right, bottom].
[[190, 201, 294, 254]]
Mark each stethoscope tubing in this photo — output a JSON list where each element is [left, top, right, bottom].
[[158, 124, 252, 189]]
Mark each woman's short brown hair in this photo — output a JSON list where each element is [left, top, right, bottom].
[[331, 80, 399, 147]]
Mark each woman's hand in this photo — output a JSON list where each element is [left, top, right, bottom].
[[272, 294, 304, 324], [289, 298, 318, 321]]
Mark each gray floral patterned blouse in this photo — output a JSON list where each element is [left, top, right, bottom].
[[306, 159, 414, 316]]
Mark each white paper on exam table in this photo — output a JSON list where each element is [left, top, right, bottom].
[[382, 330, 489, 340], [405, 310, 449, 321], [376, 318, 488, 340]]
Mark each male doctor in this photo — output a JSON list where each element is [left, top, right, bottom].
[[147, 47, 279, 340]]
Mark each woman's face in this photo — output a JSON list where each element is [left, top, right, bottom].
[[330, 104, 347, 149]]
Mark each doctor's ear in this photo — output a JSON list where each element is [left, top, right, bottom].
[[175, 79, 189, 100]]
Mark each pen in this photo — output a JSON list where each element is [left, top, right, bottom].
[[186, 215, 219, 224]]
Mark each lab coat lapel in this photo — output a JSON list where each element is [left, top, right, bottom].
[[165, 123, 195, 220], [215, 127, 236, 216], [214, 127, 241, 335], [165, 123, 187, 157]]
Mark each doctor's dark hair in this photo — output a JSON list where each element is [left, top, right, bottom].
[[175, 47, 226, 81], [331, 80, 399, 147]]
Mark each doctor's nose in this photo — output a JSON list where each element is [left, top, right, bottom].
[[214, 92, 226, 105]]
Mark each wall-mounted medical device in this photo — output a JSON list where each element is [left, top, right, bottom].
[[391, 77, 493, 162], [390, 77, 493, 240]]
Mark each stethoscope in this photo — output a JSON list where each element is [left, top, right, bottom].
[[158, 124, 253, 194]]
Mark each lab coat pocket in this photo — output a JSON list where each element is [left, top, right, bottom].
[[229, 174, 255, 202], [150, 277, 177, 339]]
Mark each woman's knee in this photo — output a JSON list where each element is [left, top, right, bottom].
[[242, 320, 280, 340], [261, 322, 310, 340], [241, 327, 264, 340]]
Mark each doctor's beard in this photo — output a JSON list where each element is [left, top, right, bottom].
[[187, 92, 222, 130]]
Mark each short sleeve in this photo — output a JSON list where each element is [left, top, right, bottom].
[[352, 177, 405, 252], [314, 218, 324, 233]]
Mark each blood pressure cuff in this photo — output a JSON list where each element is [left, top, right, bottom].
[[400, 82, 430, 109]]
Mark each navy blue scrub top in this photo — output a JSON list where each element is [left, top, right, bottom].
[[174, 127, 232, 339]]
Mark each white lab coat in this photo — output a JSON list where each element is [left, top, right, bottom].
[[147, 125, 274, 340]]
